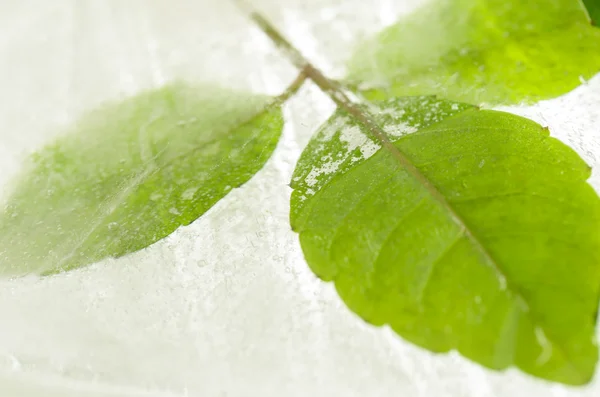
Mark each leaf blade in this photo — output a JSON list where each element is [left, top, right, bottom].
[[346, 0, 600, 105], [0, 83, 284, 275], [291, 97, 600, 384]]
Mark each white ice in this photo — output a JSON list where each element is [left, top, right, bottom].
[[0, 0, 599, 396]]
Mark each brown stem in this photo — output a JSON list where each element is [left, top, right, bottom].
[[274, 66, 309, 104]]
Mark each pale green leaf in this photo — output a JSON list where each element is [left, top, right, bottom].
[[346, 0, 600, 105], [0, 83, 283, 276], [290, 96, 600, 385]]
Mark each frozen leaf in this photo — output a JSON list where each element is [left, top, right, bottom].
[[346, 0, 600, 105], [0, 83, 283, 275], [290, 96, 600, 385]]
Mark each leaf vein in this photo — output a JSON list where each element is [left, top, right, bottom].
[[414, 231, 464, 304]]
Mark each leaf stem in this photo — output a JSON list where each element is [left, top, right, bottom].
[[275, 66, 309, 104], [233, 0, 467, 228]]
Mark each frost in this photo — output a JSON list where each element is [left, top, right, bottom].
[[534, 327, 553, 366], [304, 158, 344, 187], [378, 107, 406, 118], [383, 122, 418, 138], [318, 116, 349, 142], [339, 125, 380, 159], [302, 116, 380, 191], [150, 193, 163, 201], [498, 274, 507, 290], [181, 187, 198, 200]]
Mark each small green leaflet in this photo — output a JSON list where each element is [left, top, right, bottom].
[[0, 83, 283, 276], [583, 0, 600, 26], [290, 96, 600, 385], [346, 0, 600, 105]]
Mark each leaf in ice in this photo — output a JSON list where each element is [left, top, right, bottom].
[[583, 0, 600, 26], [0, 83, 283, 276], [290, 96, 600, 385], [345, 0, 600, 105]]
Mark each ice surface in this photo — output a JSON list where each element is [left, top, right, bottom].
[[0, 0, 599, 396]]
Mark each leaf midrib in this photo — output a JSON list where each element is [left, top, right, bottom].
[[338, 95, 587, 379]]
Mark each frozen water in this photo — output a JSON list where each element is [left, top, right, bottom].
[[0, 0, 599, 396]]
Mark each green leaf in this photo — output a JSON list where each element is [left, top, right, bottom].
[[0, 83, 283, 276], [583, 0, 600, 26], [345, 0, 600, 105], [290, 96, 600, 385]]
